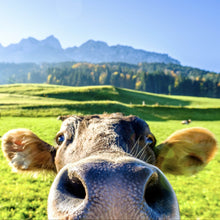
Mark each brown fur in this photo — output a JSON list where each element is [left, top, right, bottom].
[[1, 116, 218, 176], [57, 115, 72, 121], [2, 129, 56, 172], [155, 127, 218, 175]]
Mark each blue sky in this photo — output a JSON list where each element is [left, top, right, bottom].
[[0, 0, 219, 72]]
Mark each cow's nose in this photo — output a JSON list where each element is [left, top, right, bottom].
[[48, 159, 179, 219]]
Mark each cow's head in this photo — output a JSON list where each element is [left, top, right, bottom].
[[2, 113, 217, 219]]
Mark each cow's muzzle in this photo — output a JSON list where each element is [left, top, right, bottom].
[[48, 157, 180, 219]]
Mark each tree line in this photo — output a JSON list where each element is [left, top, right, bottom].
[[1, 62, 220, 98], [46, 62, 220, 98]]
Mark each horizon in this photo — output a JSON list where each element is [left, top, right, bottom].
[[0, 34, 179, 56], [0, 0, 219, 72]]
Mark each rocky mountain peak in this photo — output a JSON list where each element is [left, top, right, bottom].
[[0, 36, 180, 65], [40, 35, 62, 49]]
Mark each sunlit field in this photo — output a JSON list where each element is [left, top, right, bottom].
[[0, 84, 219, 219]]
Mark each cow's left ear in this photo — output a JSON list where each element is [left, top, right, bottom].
[[2, 129, 56, 172], [154, 127, 218, 175]]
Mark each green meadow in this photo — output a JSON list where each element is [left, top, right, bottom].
[[0, 84, 219, 219]]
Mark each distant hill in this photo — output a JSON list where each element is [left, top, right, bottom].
[[0, 84, 219, 120], [0, 35, 180, 64]]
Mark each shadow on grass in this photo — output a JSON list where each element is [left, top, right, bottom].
[[115, 88, 191, 106], [37, 86, 191, 107], [20, 103, 220, 121]]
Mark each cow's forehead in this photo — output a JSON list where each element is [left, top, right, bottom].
[[57, 114, 150, 144], [60, 114, 141, 130]]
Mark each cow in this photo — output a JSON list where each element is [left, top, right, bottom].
[[1, 113, 217, 219], [181, 119, 192, 125]]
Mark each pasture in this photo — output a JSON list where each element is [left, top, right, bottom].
[[0, 84, 219, 219]]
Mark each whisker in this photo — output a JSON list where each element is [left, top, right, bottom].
[[140, 149, 147, 161], [125, 144, 129, 154], [145, 155, 152, 163], [133, 138, 141, 157], [140, 150, 147, 161], [130, 140, 138, 155], [136, 144, 147, 159], [140, 142, 153, 161], [140, 145, 149, 161]]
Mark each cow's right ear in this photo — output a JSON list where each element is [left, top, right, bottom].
[[2, 129, 56, 172], [57, 115, 71, 121], [154, 127, 217, 176]]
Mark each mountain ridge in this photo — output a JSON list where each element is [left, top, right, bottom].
[[0, 36, 180, 65]]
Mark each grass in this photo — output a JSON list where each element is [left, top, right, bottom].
[[0, 117, 59, 220], [0, 84, 220, 121], [1, 84, 220, 108], [0, 84, 219, 219], [150, 120, 220, 219]]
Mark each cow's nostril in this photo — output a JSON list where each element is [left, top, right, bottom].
[[144, 172, 176, 215], [57, 169, 86, 201], [64, 176, 86, 199], [48, 169, 87, 218]]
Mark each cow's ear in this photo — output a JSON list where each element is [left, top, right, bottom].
[[155, 127, 217, 175], [2, 129, 56, 172], [57, 115, 71, 121]]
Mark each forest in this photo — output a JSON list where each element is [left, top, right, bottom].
[[1, 62, 220, 98], [46, 62, 220, 98]]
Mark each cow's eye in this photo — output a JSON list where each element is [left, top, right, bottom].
[[56, 133, 65, 145], [146, 134, 156, 148], [146, 137, 153, 144]]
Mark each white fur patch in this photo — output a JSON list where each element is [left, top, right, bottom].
[[10, 152, 31, 170]]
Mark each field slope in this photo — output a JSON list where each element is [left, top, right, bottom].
[[0, 84, 219, 219], [0, 84, 220, 120]]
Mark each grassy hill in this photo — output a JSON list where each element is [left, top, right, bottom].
[[0, 84, 219, 219], [0, 84, 220, 120]]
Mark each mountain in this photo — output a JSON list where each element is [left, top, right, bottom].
[[0, 36, 68, 63], [0, 36, 180, 65]]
